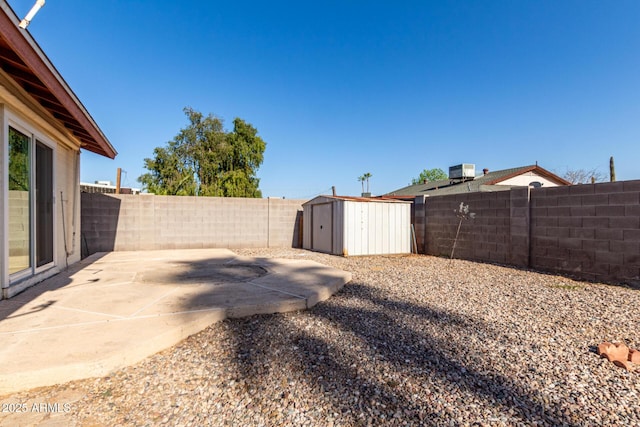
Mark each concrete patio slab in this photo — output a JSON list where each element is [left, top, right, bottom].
[[0, 249, 351, 395]]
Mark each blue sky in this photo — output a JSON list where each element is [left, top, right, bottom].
[[12, 0, 640, 198]]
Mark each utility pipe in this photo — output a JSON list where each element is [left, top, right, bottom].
[[19, 0, 45, 29]]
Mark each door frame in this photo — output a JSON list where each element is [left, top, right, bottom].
[[311, 202, 333, 254], [2, 110, 57, 289]]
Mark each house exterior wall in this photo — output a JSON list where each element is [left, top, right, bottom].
[[81, 194, 305, 254], [1, 102, 81, 298], [0, 2, 114, 300], [57, 147, 81, 266], [499, 171, 562, 187], [416, 181, 640, 286]]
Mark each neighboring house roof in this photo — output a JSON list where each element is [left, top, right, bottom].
[[80, 182, 141, 195], [385, 165, 571, 198], [0, 1, 116, 158]]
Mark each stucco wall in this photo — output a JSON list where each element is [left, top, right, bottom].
[[499, 171, 563, 187], [416, 181, 640, 286], [58, 148, 81, 266], [1, 105, 82, 298], [81, 194, 305, 255]]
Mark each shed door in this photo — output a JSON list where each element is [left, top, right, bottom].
[[312, 203, 333, 253]]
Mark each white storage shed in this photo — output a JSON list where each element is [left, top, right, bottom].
[[302, 196, 412, 256]]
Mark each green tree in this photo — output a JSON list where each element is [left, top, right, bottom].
[[411, 168, 447, 185], [359, 172, 372, 194], [139, 108, 266, 197], [8, 128, 30, 191], [363, 172, 372, 193]]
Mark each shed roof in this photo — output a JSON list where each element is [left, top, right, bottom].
[[303, 195, 412, 206], [0, 1, 116, 158]]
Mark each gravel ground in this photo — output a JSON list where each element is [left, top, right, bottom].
[[1, 248, 639, 426]]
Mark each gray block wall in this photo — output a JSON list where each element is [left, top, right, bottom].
[[81, 194, 305, 256], [416, 180, 640, 286], [529, 180, 640, 284], [422, 190, 512, 263]]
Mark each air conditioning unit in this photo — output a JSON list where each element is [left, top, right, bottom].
[[449, 164, 475, 180]]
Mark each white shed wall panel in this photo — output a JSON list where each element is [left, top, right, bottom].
[[342, 201, 410, 256], [332, 200, 344, 255], [303, 196, 411, 256], [302, 204, 311, 250]]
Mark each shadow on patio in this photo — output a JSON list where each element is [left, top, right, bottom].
[[0, 249, 349, 395]]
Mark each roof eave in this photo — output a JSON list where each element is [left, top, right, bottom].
[[485, 165, 537, 185], [0, 1, 116, 158], [487, 165, 571, 186]]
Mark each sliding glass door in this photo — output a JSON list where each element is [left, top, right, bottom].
[[8, 127, 31, 274], [36, 141, 54, 267], [7, 127, 54, 276]]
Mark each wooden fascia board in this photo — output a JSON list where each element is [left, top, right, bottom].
[[0, 73, 82, 152], [531, 165, 572, 185], [0, 4, 116, 158], [0, 42, 27, 68]]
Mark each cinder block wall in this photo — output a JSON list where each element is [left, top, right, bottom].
[[530, 180, 640, 283], [81, 194, 305, 256], [412, 198, 426, 254], [422, 190, 512, 264], [417, 180, 640, 286]]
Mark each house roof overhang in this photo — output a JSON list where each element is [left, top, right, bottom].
[[486, 165, 571, 186], [384, 165, 572, 197], [0, 1, 116, 158]]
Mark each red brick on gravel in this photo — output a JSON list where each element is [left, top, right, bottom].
[[597, 342, 613, 357], [597, 342, 630, 363], [629, 349, 640, 364], [613, 360, 634, 371]]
